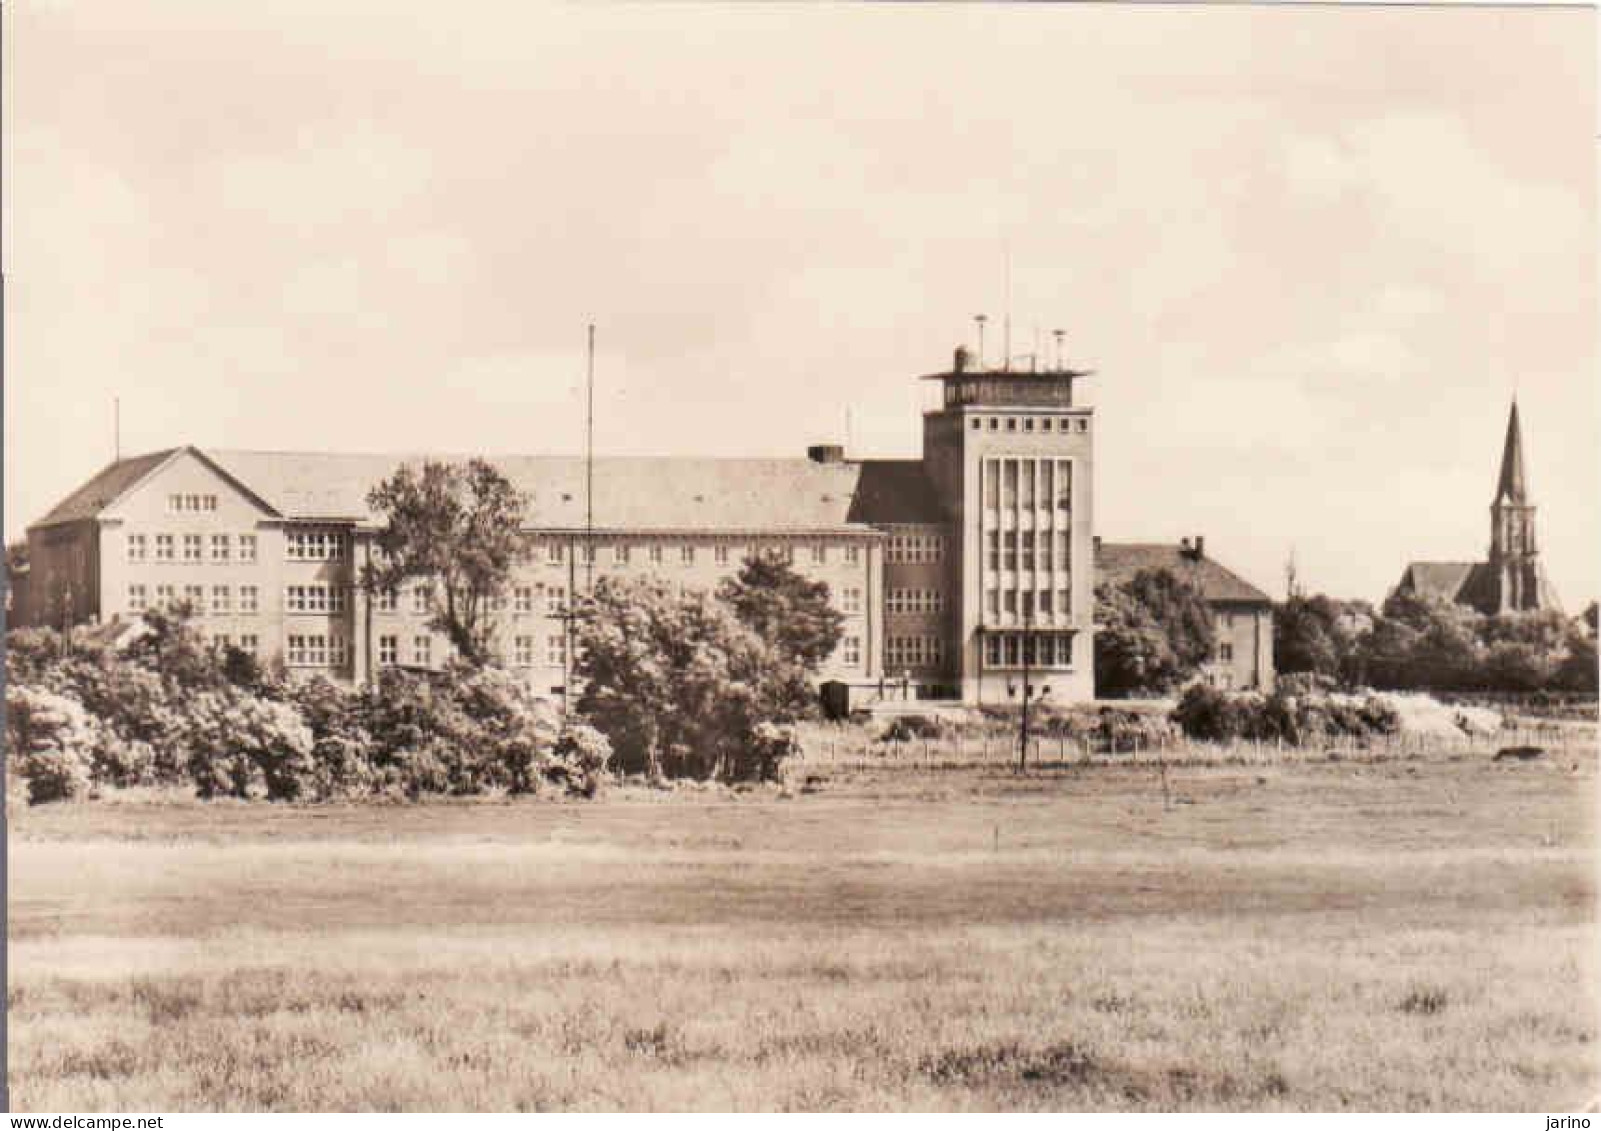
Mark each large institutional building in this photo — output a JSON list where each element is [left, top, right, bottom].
[[1392, 401, 1561, 615], [15, 349, 1274, 703]]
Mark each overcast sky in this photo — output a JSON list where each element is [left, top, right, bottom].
[[4, 3, 1595, 605]]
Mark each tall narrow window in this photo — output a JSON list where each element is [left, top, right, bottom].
[[127, 534, 147, 562], [238, 534, 258, 562], [210, 534, 230, 562]]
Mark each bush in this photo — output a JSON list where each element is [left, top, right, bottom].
[[183, 689, 314, 800], [550, 724, 613, 797], [878, 714, 947, 743], [1173, 683, 1407, 745], [6, 685, 102, 803], [747, 721, 802, 782]]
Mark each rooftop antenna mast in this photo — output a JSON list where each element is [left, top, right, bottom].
[[1052, 329, 1066, 372], [585, 322, 595, 593], [974, 314, 988, 370], [1003, 243, 1012, 371]]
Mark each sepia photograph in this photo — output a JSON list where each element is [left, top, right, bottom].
[[3, 0, 1597, 1115]]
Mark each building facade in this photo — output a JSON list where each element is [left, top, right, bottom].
[[17, 348, 1273, 702], [1392, 400, 1561, 615]]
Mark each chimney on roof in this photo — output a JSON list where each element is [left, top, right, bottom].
[[1092, 535, 1102, 552], [1180, 536, 1192, 552], [1195, 535, 1205, 559], [807, 444, 845, 465], [953, 345, 971, 374], [1181, 536, 1204, 562]]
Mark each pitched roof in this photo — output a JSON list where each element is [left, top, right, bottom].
[[32, 447, 947, 533], [1494, 400, 1528, 504], [31, 449, 178, 527], [1095, 542, 1272, 605], [1395, 561, 1480, 604]]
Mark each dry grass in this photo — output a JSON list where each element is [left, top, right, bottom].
[[9, 743, 1599, 1111]]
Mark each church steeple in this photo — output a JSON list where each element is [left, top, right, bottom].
[[1494, 398, 1528, 505]]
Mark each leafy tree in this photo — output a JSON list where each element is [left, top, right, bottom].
[[573, 577, 807, 781], [717, 551, 845, 672], [364, 459, 529, 668], [1274, 595, 1343, 678], [122, 603, 230, 692], [1093, 568, 1215, 697]]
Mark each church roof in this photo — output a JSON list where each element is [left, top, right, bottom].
[[32, 447, 948, 534], [1094, 542, 1272, 606], [1395, 561, 1482, 604], [1494, 400, 1528, 504]]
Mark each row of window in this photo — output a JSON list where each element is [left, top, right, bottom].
[[985, 588, 1071, 618], [984, 530, 1072, 573], [885, 534, 943, 565], [885, 635, 945, 670], [288, 633, 350, 668], [130, 584, 260, 614], [168, 493, 218, 513], [983, 633, 1076, 669], [286, 531, 346, 562], [981, 457, 1073, 512], [971, 416, 1088, 434], [209, 633, 260, 654], [129, 533, 259, 563], [886, 588, 943, 614], [286, 585, 346, 614], [538, 542, 862, 567]]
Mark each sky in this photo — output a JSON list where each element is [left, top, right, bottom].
[[4, 2, 1596, 606]]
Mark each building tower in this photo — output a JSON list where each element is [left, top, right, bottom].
[[920, 343, 1096, 703], [1487, 399, 1559, 613]]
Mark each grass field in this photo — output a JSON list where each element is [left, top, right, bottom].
[[8, 744, 1599, 1111]]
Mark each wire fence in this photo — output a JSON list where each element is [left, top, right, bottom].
[[793, 721, 1584, 773]]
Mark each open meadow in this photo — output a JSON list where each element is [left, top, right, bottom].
[[8, 740, 1599, 1111]]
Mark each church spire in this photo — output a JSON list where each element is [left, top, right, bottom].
[[1494, 399, 1528, 504]]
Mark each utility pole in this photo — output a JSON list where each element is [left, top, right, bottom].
[[585, 322, 595, 594]]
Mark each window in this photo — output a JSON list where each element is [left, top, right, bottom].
[[514, 586, 534, 613], [885, 635, 944, 670], [714, 545, 729, 566], [1004, 591, 1017, 614], [238, 534, 258, 562], [1219, 641, 1235, 662], [286, 530, 345, 561], [614, 544, 630, 565], [1039, 590, 1054, 614], [988, 417, 998, 431], [184, 584, 205, 611], [986, 589, 999, 617], [1021, 591, 1035, 618], [155, 534, 174, 561], [545, 587, 565, 616], [168, 493, 218, 513], [580, 543, 595, 565], [810, 545, 826, 565], [285, 585, 346, 614], [127, 534, 147, 562], [841, 587, 861, 614], [648, 545, 663, 565], [842, 635, 861, 665], [1006, 418, 1017, 431], [1021, 531, 1035, 571], [487, 592, 507, 613], [844, 545, 859, 566], [886, 532, 943, 564], [212, 634, 231, 651], [547, 541, 565, 564], [376, 588, 398, 613], [239, 634, 258, 656], [1040, 536, 1054, 572], [1057, 462, 1073, 509], [514, 636, 535, 666], [287, 634, 341, 667], [986, 530, 1000, 571], [155, 584, 174, 610], [412, 636, 432, 666], [985, 635, 1002, 665], [378, 635, 398, 667], [211, 586, 230, 615], [412, 584, 430, 614], [239, 585, 259, 614], [1058, 587, 1071, 615], [680, 545, 695, 566], [210, 534, 230, 562], [1024, 417, 1035, 432], [1003, 534, 1017, 572], [128, 584, 147, 612], [546, 633, 566, 667], [183, 534, 203, 562], [887, 589, 943, 614]]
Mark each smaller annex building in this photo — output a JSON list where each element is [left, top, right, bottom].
[[1094, 537, 1275, 692]]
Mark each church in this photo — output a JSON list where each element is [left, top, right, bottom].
[[1391, 401, 1561, 615]]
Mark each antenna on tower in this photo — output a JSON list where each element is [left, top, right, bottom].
[[585, 322, 595, 594], [1003, 243, 1012, 370], [1052, 329, 1066, 372], [974, 314, 988, 370]]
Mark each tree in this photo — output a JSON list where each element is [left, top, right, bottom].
[[1274, 596, 1343, 678], [716, 551, 845, 672], [364, 459, 529, 668], [572, 577, 807, 781], [1093, 568, 1216, 697]]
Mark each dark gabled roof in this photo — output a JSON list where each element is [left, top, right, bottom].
[[1395, 561, 1480, 604], [31, 449, 178, 528], [1095, 542, 1272, 605], [28, 447, 948, 534]]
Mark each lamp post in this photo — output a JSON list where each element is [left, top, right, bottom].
[[1012, 616, 1050, 773]]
